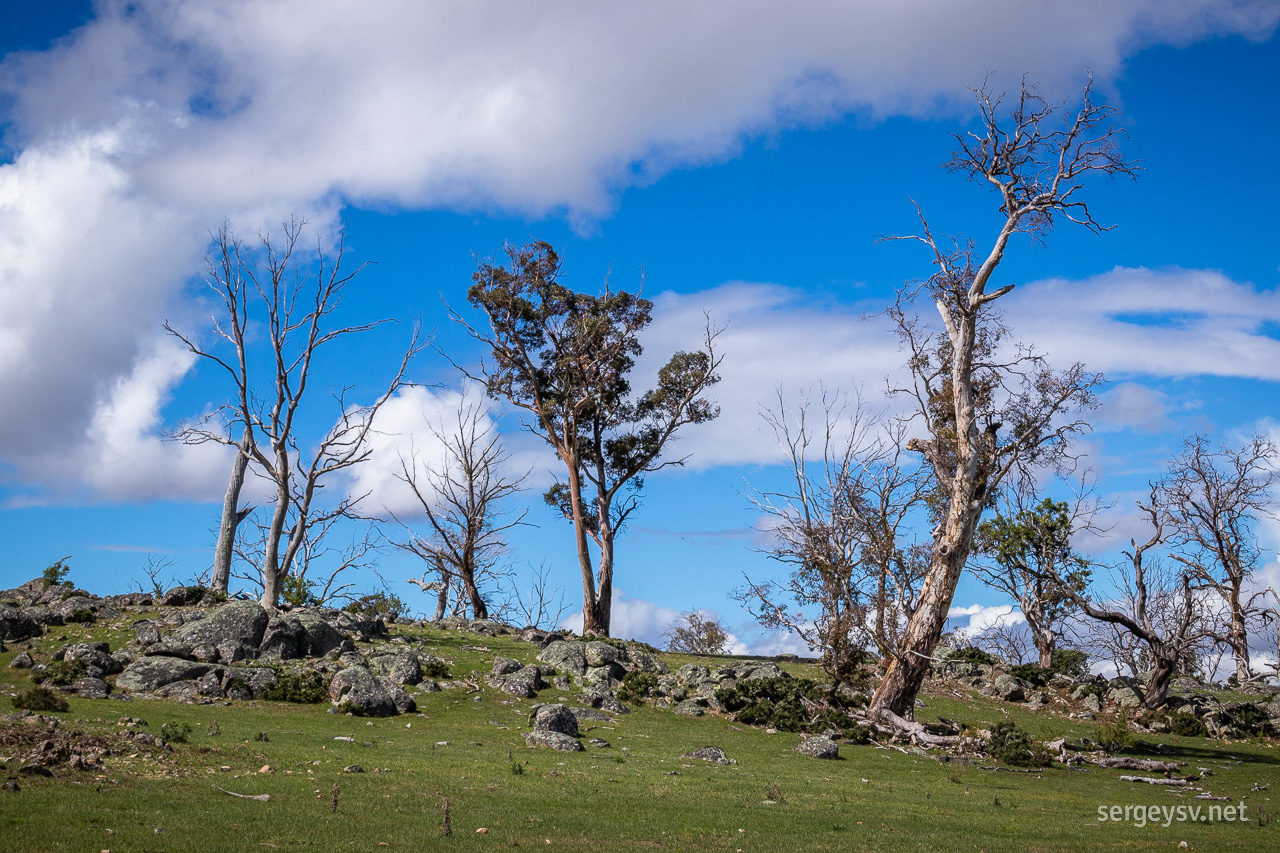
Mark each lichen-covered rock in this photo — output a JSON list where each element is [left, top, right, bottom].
[[172, 601, 269, 663], [68, 677, 111, 699], [9, 651, 34, 669], [992, 673, 1029, 703], [223, 666, 278, 699], [117, 656, 219, 692], [368, 650, 422, 685], [61, 642, 123, 675], [537, 640, 588, 676], [491, 665, 544, 698], [133, 620, 161, 647], [682, 745, 732, 765], [794, 736, 839, 759], [1108, 687, 1142, 708], [0, 608, 41, 641], [584, 641, 623, 668], [673, 699, 705, 716], [529, 703, 579, 737], [569, 706, 615, 724], [492, 656, 524, 676], [676, 664, 711, 683], [329, 666, 415, 716], [523, 731, 584, 751], [293, 610, 349, 657], [623, 646, 669, 674], [258, 616, 307, 660]]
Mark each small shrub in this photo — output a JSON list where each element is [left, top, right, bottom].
[[13, 686, 69, 712], [66, 608, 96, 624], [617, 671, 659, 705], [764, 780, 785, 803], [38, 659, 86, 687], [281, 573, 321, 607], [1095, 711, 1134, 754], [715, 676, 838, 734], [1167, 711, 1207, 737], [421, 659, 451, 680], [345, 591, 406, 622], [1009, 664, 1051, 687], [161, 722, 193, 743], [1049, 649, 1089, 679], [988, 721, 1051, 768], [1223, 703, 1274, 737], [260, 671, 328, 704], [510, 761, 525, 776], [253, 731, 270, 742], [41, 558, 72, 589], [947, 646, 997, 665]]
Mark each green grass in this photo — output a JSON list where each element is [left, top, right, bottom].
[[1, 618, 1276, 851]]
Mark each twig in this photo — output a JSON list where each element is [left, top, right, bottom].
[[213, 784, 271, 801]]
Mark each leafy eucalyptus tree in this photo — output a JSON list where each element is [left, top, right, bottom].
[[455, 240, 721, 636]]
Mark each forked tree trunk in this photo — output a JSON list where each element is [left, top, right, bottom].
[[1228, 602, 1251, 682], [1142, 653, 1177, 709], [211, 428, 252, 594]]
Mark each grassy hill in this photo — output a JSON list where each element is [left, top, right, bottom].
[[1, 605, 1277, 852]]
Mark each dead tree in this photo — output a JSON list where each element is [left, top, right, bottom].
[[868, 76, 1133, 720], [454, 241, 721, 636], [168, 219, 420, 608], [1164, 434, 1277, 683], [1057, 488, 1212, 708], [393, 398, 526, 620], [737, 387, 929, 684]]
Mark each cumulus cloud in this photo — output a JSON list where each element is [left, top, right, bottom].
[[949, 603, 1025, 639], [561, 589, 681, 647], [1, 1, 1276, 503]]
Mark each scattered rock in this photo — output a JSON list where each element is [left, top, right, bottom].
[[682, 745, 732, 765], [529, 704, 579, 737], [794, 736, 839, 759], [116, 657, 218, 693], [522, 731, 584, 752], [328, 666, 415, 717]]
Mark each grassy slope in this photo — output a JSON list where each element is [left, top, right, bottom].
[[1, 616, 1277, 852]]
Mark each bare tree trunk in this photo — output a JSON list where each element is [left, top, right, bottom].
[[1228, 594, 1251, 682], [211, 428, 252, 594], [1143, 653, 1176, 709], [1037, 637, 1055, 670], [871, 544, 969, 718]]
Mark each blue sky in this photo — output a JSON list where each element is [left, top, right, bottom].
[[0, 2, 1278, 656]]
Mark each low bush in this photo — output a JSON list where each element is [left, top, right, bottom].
[[946, 646, 997, 665], [260, 671, 329, 703], [1168, 711, 1207, 737], [617, 671, 659, 705], [1010, 664, 1051, 687], [66, 608, 96, 623], [345, 592, 406, 622], [715, 676, 850, 734], [1095, 711, 1134, 754], [13, 686, 69, 712], [421, 658, 451, 680], [988, 720, 1052, 768], [1224, 702, 1274, 737], [161, 722, 193, 743], [37, 659, 86, 686]]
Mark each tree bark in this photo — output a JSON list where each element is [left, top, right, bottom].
[[211, 428, 252, 594], [1142, 653, 1176, 709]]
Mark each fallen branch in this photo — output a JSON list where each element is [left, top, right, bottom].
[[1118, 776, 1187, 786], [1090, 757, 1185, 773], [873, 708, 967, 747], [213, 784, 271, 801]]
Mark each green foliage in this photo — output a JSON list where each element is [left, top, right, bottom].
[[988, 721, 1052, 768], [1168, 711, 1207, 737], [12, 685, 68, 712], [664, 611, 731, 655], [1224, 703, 1274, 737], [41, 558, 72, 589], [260, 671, 329, 704], [1010, 664, 1051, 687], [421, 658, 451, 680], [281, 572, 321, 607], [617, 671, 659, 705], [714, 676, 841, 734], [1095, 711, 1134, 754], [66, 608, 96, 623], [947, 646, 997, 665], [345, 591, 406, 622], [37, 659, 86, 686], [162, 722, 194, 743], [1049, 649, 1089, 679], [253, 731, 270, 742], [510, 761, 525, 776]]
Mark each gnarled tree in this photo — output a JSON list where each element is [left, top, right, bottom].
[[455, 241, 721, 636], [972, 493, 1093, 668], [868, 76, 1134, 719]]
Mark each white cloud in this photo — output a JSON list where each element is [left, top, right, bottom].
[[1002, 266, 1280, 381], [1, 2, 1277, 502], [1094, 382, 1173, 434], [561, 589, 681, 646], [949, 603, 1025, 639]]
